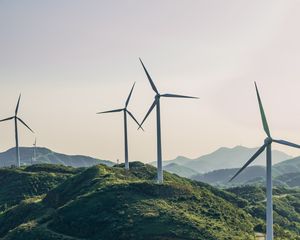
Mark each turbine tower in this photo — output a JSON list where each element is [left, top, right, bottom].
[[97, 83, 143, 170], [139, 58, 198, 184], [230, 82, 300, 240], [0, 94, 34, 167], [32, 138, 37, 165]]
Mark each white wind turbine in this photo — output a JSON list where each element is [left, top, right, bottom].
[[0, 94, 34, 167], [97, 83, 143, 170], [139, 58, 198, 183], [230, 82, 300, 240]]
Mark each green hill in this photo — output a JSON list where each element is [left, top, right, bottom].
[[228, 185, 300, 238], [274, 156, 300, 174], [274, 172, 300, 188], [0, 163, 299, 239], [0, 162, 256, 240], [0, 164, 79, 211]]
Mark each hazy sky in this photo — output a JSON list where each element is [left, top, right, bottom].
[[1, 1, 300, 163]]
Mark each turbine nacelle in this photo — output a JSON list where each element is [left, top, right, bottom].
[[264, 137, 273, 145], [0, 95, 34, 134]]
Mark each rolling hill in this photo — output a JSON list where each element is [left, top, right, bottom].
[[192, 166, 267, 186], [274, 156, 300, 174], [0, 164, 79, 211], [0, 162, 299, 239], [191, 157, 300, 187], [0, 147, 114, 168]]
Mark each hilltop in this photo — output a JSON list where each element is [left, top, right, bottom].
[[0, 162, 299, 239], [0, 164, 79, 211]]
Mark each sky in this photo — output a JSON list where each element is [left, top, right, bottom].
[[1, 0, 300, 163]]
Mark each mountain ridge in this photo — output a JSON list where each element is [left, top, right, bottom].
[[0, 147, 114, 168], [162, 145, 291, 174]]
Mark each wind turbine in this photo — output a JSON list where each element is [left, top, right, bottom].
[[32, 138, 37, 165], [230, 82, 300, 240], [0, 94, 34, 167], [97, 83, 143, 170], [139, 58, 198, 184]]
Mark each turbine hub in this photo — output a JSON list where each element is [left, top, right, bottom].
[[264, 137, 272, 145], [155, 94, 160, 99]]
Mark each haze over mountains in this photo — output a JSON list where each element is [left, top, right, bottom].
[[1, 145, 299, 188], [0, 145, 292, 174], [162, 146, 291, 173]]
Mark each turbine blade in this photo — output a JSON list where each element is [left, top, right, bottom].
[[161, 93, 199, 99], [229, 143, 267, 182], [273, 139, 300, 149], [15, 94, 21, 116], [0, 116, 14, 122], [139, 99, 157, 129], [139, 58, 159, 94], [126, 110, 144, 131], [17, 117, 34, 133], [97, 108, 124, 114], [255, 82, 271, 137], [125, 82, 136, 108]]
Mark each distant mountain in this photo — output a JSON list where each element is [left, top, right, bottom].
[[159, 155, 192, 167], [167, 146, 291, 173], [0, 147, 114, 168], [191, 156, 300, 187], [192, 166, 266, 186], [163, 163, 199, 178]]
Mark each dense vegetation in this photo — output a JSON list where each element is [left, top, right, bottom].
[[228, 185, 300, 239], [0, 164, 78, 211], [0, 162, 299, 239]]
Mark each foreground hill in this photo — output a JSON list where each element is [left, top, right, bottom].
[[162, 146, 291, 173], [0, 162, 257, 240], [0, 164, 79, 211], [0, 163, 299, 239], [0, 147, 114, 168]]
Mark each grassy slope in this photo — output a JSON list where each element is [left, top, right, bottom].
[[0, 163, 299, 239], [228, 185, 300, 239], [0, 162, 257, 240], [0, 164, 79, 211]]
